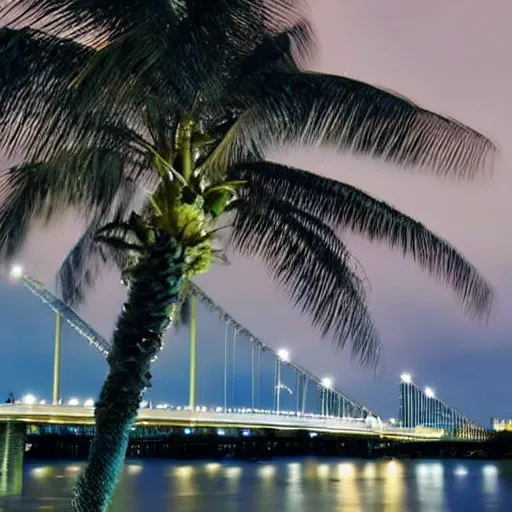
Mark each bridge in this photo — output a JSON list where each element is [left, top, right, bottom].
[[398, 372, 486, 439], [1, 266, 487, 444], [0, 404, 443, 441]]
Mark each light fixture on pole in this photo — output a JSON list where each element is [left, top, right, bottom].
[[11, 264, 63, 405], [424, 387, 435, 427], [9, 264, 23, 280], [22, 394, 36, 405], [276, 348, 290, 414], [277, 349, 290, 363], [399, 372, 413, 427], [321, 377, 333, 389], [188, 294, 198, 412], [400, 372, 412, 384], [321, 377, 333, 416]]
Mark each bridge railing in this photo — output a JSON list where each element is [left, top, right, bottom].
[[0, 404, 441, 439]]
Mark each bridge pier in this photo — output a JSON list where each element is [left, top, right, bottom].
[[0, 422, 25, 496]]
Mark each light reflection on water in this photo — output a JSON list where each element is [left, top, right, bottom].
[[1, 459, 512, 511]]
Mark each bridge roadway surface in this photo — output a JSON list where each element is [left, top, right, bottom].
[[0, 404, 443, 441]]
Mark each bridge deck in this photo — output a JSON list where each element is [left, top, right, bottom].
[[0, 404, 443, 441]]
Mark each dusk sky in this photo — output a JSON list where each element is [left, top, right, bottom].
[[0, 0, 511, 426]]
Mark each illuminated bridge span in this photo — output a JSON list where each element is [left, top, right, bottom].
[[0, 404, 442, 441], [9, 267, 375, 423], [5, 267, 486, 442], [399, 373, 487, 440]]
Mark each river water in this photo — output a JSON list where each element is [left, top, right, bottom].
[[1, 458, 512, 511]]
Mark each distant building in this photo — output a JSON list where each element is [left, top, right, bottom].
[[491, 418, 512, 432]]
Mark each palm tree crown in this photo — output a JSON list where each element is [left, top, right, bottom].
[[0, 0, 495, 369]]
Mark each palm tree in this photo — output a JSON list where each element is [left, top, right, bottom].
[[0, 1, 496, 510]]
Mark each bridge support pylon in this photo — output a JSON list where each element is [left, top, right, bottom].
[[0, 422, 25, 496], [188, 295, 197, 412], [52, 313, 62, 405]]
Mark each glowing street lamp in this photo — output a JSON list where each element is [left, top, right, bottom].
[[9, 264, 23, 280], [321, 378, 333, 389], [277, 349, 290, 362], [425, 387, 435, 398], [400, 372, 412, 384], [424, 387, 436, 427], [84, 399, 94, 408], [321, 378, 333, 416], [276, 348, 290, 414], [11, 264, 63, 405], [400, 372, 414, 428], [68, 398, 79, 406], [22, 394, 36, 405]]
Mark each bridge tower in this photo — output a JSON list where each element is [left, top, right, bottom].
[[398, 372, 487, 439]]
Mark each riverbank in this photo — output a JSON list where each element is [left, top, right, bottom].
[[376, 433, 512, 460], [24, 435, 512, 462]]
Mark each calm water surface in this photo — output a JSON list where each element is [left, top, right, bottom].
[[1, 458, 512, 511]]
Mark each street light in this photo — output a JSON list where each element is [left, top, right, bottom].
[[424, 387, 436, 427], [400, 373, 413, 427], [321, 378, 333, 389], [276, 348, 290, 414], [188, 294, 198, 412], [321, 378, 333, 416], [9, 264, 23, 279], [11, 264, 63, 405], [277, 348, 290, 362], [22, 394, 36, 405], [68, 398, 79, 406], [400, 372, 412, 384], [84, 399, 94, 407]]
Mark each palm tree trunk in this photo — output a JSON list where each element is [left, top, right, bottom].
[[69, 232, 185, 512]]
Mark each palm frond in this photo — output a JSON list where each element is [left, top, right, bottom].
[[56, 185, 142, 306], [0, 5, 314, 158], [0, 0, 177, 43], [232, 162, 494, 320], [0, 148, 137, 261], [0, 27, 97, 158], [177, 293, 192, 328], [154, 0, 312, 111], [67, 25, 184, 111], [73, 0, 311, 114], [236, 19, 315, 79], [0, 27, 162, 163], [229, 195, 380, 366], [56, 219, 111, 306], [208, 71, 497, 180], [148, 0, 312, 110], [192, 19, 315, 168], [184, 0, 309, 32]]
